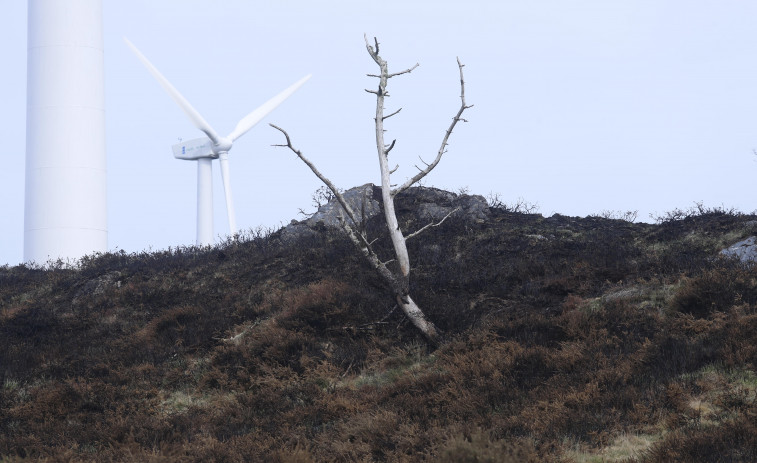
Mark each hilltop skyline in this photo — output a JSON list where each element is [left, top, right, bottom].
[[2, 1, 757, 265]]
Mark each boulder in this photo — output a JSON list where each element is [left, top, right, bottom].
[[279, 184, 381, 243], [396, 186, 489, 222], [720, 236, 757, 263], [305, 184, 381, 228], [279, 184, 490, 242]]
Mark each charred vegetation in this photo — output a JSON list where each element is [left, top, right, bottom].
[[1, 193, 756, 461]]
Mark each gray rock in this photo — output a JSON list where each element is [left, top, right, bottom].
[[279, 184, 490, 243], [417, 203, 456, 222], [306, 183, 381, 228], [279, 184, 381, 242], [278, 222, 318, 244], [720, 236, 757, 263], [457, 194, 490, 221], [404, 187, 456, 204], [416, 195, 488, 222], [397, 186, 489, 222]]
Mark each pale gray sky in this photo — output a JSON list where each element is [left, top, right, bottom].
[[2, 1, 757, 265]]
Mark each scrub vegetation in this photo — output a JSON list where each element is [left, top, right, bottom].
[[1, 193, 757, 462]]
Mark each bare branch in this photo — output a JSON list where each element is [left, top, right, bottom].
[[297, 207, 313, 219], [385, 139, 396, 155], [392, 58, 472, 196], [389, 164, 399, 175], [364, 34, 381, 65], [365, 89, 379, 95], [456, 57, 473, 111], [458, 58, 466, 99], [383, 108, 402, 120], [270, 123, 361, 229], [405, 207, 460, 240], [388, 63, 419, 78], [383, 304, 399, 320], [367, 73, 381, 78], [329, 321, 390, 334]]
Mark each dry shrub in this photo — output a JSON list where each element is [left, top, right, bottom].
[[211, 320, 317, 381], [437, 431, 538, 463], [332, 410, 403, 460], [717, 312, 757, 367], [141, 306, 200, 345], [280, 279, 347, 314], [670, 263, 757, 317], [271, 444, 316, 463], [638, 313, 726, 385], [250, 278, 361, 333], [641, 412, 757, 462]]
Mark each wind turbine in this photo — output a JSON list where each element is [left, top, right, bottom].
[[124, 38, 311, 245]]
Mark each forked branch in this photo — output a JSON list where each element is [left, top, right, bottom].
[[392, 57, 473, 196]]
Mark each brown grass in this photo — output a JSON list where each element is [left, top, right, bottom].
[[1, 191, 756, 461]]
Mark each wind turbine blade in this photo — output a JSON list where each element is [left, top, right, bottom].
[[227, 74, 312, 142], [218, 153, 237, 236], [124, 37, 221, 145]]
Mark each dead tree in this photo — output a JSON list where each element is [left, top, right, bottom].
[[271, 36, 472, 344]]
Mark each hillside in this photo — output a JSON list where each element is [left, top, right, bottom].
[[1, 186, 757, 462]]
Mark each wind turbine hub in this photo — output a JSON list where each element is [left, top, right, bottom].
[[213, 137, 233, 154]]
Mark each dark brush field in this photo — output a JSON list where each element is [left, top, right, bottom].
[[1, 188, 757, 462]]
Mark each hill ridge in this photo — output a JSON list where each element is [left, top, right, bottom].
[[1, 187, 756, 461]]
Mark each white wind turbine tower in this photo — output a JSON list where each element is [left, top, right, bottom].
[[25, 0, 107, 263], [124, 38, 310, 246]]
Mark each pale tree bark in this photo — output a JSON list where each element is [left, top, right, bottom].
[[271, 36, 472, 344]]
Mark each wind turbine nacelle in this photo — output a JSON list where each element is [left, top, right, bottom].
[[172, 137, 216, 160]]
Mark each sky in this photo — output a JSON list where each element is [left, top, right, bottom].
[[2, 1, 757, 266]]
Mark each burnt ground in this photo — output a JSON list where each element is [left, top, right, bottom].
[[1, 188, 757, 462]]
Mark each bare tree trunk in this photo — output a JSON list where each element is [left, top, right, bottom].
[[363, 38, 439, 340], [271, 36, 471, 344], [367, 45, 413, 279]]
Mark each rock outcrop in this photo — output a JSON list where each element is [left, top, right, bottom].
[[720, 236, 757, 263], [280, 184, 490, 242], [396, 187, 489, 223]]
